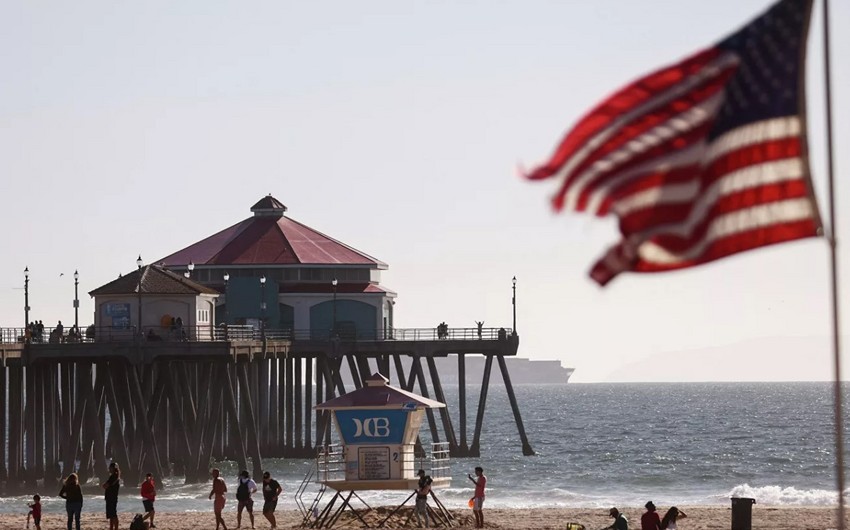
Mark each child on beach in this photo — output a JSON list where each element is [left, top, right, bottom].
[[26, 494, 41, 530], [467, 466, 486, 529]]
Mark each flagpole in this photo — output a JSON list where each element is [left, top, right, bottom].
[[822, 0, 846, 527]]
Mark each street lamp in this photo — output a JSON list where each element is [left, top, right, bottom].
[[260, 275, 266, 340], [73, 270, 79, 335], [332, 278, 338, 337], [512, 276, 517, 335], [24, 266, 30, 333], [223, 272, 230, 325], [137, 255, 143, 335], [185, 260, 195, 279]]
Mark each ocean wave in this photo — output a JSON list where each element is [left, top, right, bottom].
[[727, 484, 840, 506]]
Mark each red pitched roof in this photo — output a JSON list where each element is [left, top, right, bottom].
[[315, 374, 445, 410], [158, 196, 387, 268]]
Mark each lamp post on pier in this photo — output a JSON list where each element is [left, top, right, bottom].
[[24, 266, 30, 332], [512, 276, 517, 335], [260, 275, 266, 340], [73, 270, 79, 334], [223, 272, 230, 324], [136, 255, 143, 336], [332, 278, 338, 338]]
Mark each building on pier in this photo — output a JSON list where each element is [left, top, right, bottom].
[[157, 195, 396, 340], [88, 264, 220, 340]]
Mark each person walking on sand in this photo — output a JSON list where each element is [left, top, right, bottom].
[[415, 469, 432, 528], [209, 468, 228, 530], [467, 466, 486, 528], [660, 507, 687, 530], [59, 473, 83, 530], [26, 494, 42, 530], [261, 471, 283, 529], [604, 508, 629, 530], [641, 501, 661, 530], [236, 470, 258, 529], [141, 472, 157, 528], [101, 462, 121, 530]]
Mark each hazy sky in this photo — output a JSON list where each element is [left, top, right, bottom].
[[1, 1, 847, 382]]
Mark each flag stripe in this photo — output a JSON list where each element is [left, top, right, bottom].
[[558, 70, 738, 207], [528, 51, 738, 184], [639, 198, 817, 264], [612, 138, 802, 221], [592, 145, 706, 215]]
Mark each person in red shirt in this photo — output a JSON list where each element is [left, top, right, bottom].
[[209, 468, 228, 530], [140, 473, 157, 528], [27, 494, 41, 530], [641, 501, 661, 530], [467, 466, 487, 529]]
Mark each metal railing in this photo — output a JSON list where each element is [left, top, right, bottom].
[[315, 444, 346, 483], [312, 441, 451, 484], [426, 442, 452, 481], [289, 326, 514, 342], [0, 325, 515, 344]]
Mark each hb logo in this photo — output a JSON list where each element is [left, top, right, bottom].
[[352, 417, 390, 438]]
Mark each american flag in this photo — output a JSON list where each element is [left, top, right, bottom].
[[525, 0, 822, 286]]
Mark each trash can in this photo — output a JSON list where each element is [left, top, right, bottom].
[[731, 497, 756, 530]]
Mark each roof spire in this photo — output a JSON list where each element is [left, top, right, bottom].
[[251, 194, 287, 217]]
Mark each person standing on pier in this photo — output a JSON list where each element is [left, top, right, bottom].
[[101, 462, 121, 530], [209, 468, 228, 530], [261, 471, 282, 529], [59, 473, 83, 530], [140, 472, 157, 528]]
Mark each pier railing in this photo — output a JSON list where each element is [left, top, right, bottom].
[[0, 325, 515, 344]]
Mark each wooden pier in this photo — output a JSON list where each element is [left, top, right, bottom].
[[0, 326, 533, 494]]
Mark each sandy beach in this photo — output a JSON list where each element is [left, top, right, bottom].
[[2, 505, 845, 530]]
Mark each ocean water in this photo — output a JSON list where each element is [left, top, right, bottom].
[[1, 382, 847, 515]]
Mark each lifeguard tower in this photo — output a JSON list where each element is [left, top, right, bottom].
[[300, 373, 453, 528]]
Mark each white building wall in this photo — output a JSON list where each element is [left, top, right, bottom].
[[93, 293, 218, 340]]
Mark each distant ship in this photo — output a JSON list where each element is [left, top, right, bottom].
[[342, 357, 574, 386], [429, 357, 575, 385]]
